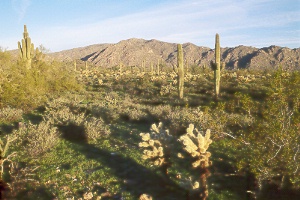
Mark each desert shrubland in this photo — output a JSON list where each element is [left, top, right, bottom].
[[0, 29, 299, 199]]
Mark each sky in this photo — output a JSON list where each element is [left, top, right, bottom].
[[0, 0, 299, 52]]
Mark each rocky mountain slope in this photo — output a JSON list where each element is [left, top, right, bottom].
[[50, 38, 300, 70]]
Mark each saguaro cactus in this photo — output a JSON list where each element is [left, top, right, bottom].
[[142, 59, 146, 72], [74, 60, 77, 71], [18, 25, 34, 69], [157, 59, 160, 75], [185, 61, 189, 74], [150, 62, 153, 74], [85, 61, 88, 70], [177, 44, 184, 99], [210, 33, 223, 98], [34, 47, 45, 62], [118, 62, 122, 73]]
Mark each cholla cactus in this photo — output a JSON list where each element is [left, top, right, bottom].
[[179, 124, 212, 200], [179, 176, 200, 190], [139, 122, 173, 167], [139, 194, 152, 200], [178, 124, 212, 168], [0, 136, 17, 179]]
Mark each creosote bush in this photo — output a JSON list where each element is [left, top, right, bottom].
[[45, 99, 111, 142], [0, 107, 23, 124], [13, 121, 59, 157]]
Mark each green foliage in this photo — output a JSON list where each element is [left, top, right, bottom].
[[0, 58, 82, 110], [13, 121, 59, 157], [235, 92, 255, 115], [0, 107, 23, 124], [234, 68, 300, 189], [0, 47, 11, 66]]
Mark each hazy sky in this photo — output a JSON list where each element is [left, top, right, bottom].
[[0, 0, 299, 52]]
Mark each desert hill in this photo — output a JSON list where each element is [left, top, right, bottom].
[[48, 38, 299, 70]]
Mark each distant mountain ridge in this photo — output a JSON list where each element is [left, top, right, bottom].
[[49, 38, 300, 70]]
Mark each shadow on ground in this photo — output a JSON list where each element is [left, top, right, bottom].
[[60, 123, 188, 199]]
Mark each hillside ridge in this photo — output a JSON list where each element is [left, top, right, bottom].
[[48, 38, 300, 70]]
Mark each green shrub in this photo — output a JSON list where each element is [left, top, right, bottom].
[[0, 107, 23, 124], [0, 57, 82, 110], [13, 121, 59, 157], [235, 68, 300, 189]]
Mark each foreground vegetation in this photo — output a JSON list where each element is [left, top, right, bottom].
[[0, 28, 299, 199]]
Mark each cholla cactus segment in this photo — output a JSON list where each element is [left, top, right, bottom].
[[139, 194, 152, 200], [149, 122, 172, 143], [193, 181, 200, 189], [138, 122, 173, 166], [179, 135, 199, 156], [150, 122, 162, 134], [179, 176, 200, 190], [154, 157, 165, 166], [192, 159, 202, 168], [140, 133, 151, 141], [178, 124, 212, 168], [186, 124, 195, 136]]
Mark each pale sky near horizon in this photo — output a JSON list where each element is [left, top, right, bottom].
[[0, 0, 299, 52]]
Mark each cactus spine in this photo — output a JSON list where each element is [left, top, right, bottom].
[[177, 44, 184, 99], [18, 25, 34, 69], [210, 33, 221, 98]]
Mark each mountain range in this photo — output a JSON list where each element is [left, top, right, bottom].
[[48, 38, 299, 70]]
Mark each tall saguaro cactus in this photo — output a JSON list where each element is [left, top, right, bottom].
[[18, 25, 34, 69], [177, 44, 184, 99], [142, 59, 146, 72], [85, 61, 88, 70], [157, 59, 160, 75], [74, 60, 77, 71], [150, 62, 153, 74], [210, 33, 222, 98]]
